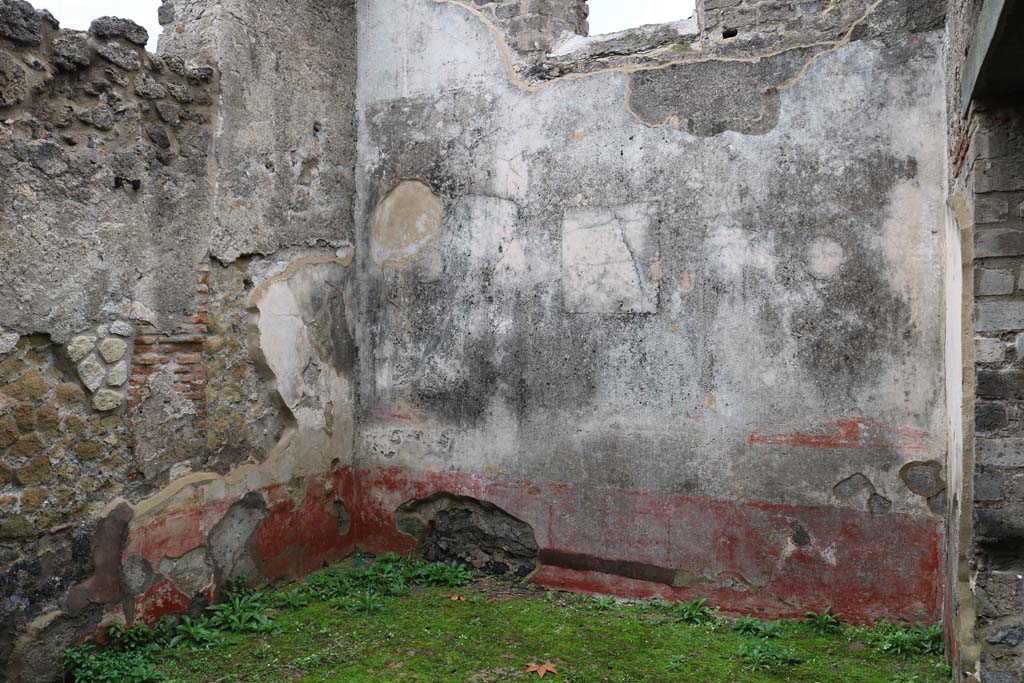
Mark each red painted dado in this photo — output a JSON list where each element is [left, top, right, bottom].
[[124, 473, 358, 624], [132, 579, 191, 625], [122, 465, 942, 626], [350, 467, 942, 624], [123, 497, 237, 567], [749, 418, 933, 455], [253, 475, 357, 580]]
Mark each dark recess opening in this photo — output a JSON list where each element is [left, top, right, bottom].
[[722, 28, 738, 38]]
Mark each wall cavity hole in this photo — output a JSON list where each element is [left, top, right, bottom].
[[394, 493, 539, 578], [722, 28, 738, 38]]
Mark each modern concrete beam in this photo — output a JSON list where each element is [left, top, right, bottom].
[[961, 0, 1024, 115]]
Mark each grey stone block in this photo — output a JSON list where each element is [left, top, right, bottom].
[[976, 302, 1024, 332], [981, 672, 1019, 683], [977, 267, 1017, 295], [976, 505, 1024, 542], [976, 470, 1007, 502], [977, 195, 1011, 224], [976, 401, 1009, 432], [977, 438, 1024, 468], [976, 229, 1024, 258], [976, 369, 1024, 398], [987, 624, 1024, 646], [977, 336, 1007, 363], [977, 158, 1024, 194]]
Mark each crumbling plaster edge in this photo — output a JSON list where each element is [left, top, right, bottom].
[[434, 0, 888, 131], [126, 252, 356, 523], [947, 190, 982, 676]]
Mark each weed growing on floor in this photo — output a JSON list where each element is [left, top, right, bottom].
[[341, 589, 386, 615], [645, 597, 673, 610], [168, 616, 227, 648], [845, 621, 945, 657], [64, 644, 164, 683], [737, 640, 802, 671], [64, 555, 475, 683], [731, 616, 783, 639], [674, 597, 718, 624], [876, 623, 945, 656], [269, 586, 308, 609], [207, 592, 276, 633], [65, 555, 951, 683], [804, 606, 843, 635], [665, 654, 689, 672], [305, 552, 473, 601]]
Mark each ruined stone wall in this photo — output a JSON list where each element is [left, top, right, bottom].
[[0, 0, 979, 678], [354, 0, 949, 623], [474, 0, 588, 58], [0, 0, 358, 679], [157, 0, 357, 261]]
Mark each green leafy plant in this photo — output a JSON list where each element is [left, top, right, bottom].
[[65, 620, 180, 682], [731, 616, 782, 639], [293, 652, 326, 669], [65, 644, 165, 683], [104, 622, 170, 650], [270, 586, 309, 609], [804, 606, 842, 635], [665, 654, 688, 672], [674, 598, 717, 625], [305, 556, 475, 601], [591, 595, 616, 611], [207, 592, 275, 633], [737, 640, 802, 671], [644, 597, 673, 611], [345, 589, 386, 615], [168, 617, 226, 649], [890, 675, 923, 683], [413, 560, 475, 587], [914, 624, 944, 656], [220, 575, 255, 597], [877, 623, 944, 657]]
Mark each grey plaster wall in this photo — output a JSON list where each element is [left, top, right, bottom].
[[355, 0, 949, 515], [157, 0, 358, 262]]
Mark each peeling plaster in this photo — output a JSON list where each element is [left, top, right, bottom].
[[125, 254, 356, 589], [435, 0, 890, 133]]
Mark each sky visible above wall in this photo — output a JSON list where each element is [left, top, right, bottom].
[[29, 0, 697, 51], [588, 0, 696, 34], [32, 0, 162, 50]]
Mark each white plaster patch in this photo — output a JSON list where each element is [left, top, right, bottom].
[[494, 153, 528, 199], [370, 180, 444, 267], [705, 227, 776, 282], [561, 204, 659, 314], [807, 237, 845, 278], [254, 260, 352, 434]]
